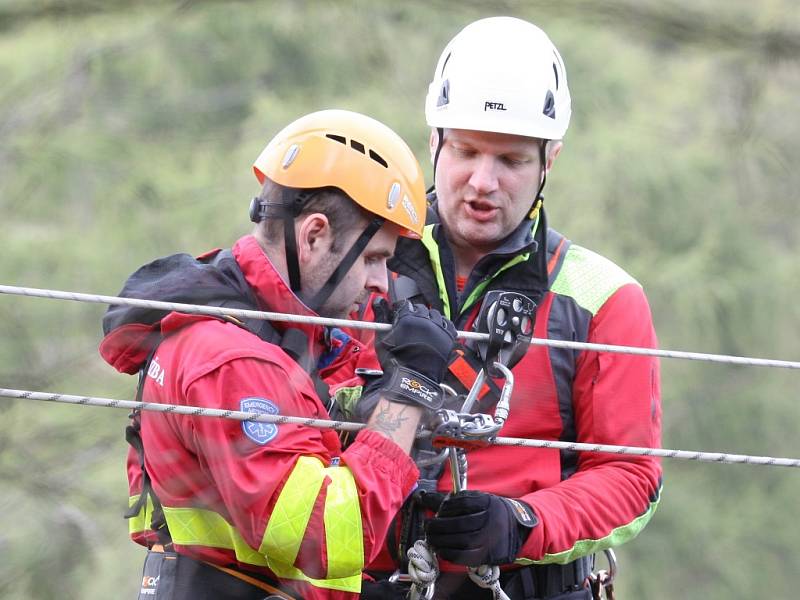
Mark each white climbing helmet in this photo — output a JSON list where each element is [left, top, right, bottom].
[[425, 16, 572, 141]]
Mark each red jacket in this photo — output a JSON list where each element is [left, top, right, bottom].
[[376, 210, 662, 581], [100, 235, 419, 599]]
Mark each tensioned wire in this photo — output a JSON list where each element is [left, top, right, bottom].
[[1, 284, 799, 369], [2, 387, 799, 468]]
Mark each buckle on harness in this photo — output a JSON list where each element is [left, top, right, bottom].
[[587, 549, 618, 600]]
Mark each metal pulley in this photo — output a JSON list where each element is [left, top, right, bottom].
[[476, 290, 536, 377]]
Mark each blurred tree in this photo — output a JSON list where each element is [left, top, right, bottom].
[[1, 1, 798, 598]]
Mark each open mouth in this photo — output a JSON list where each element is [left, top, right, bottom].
[[465, 200, 499, 221]]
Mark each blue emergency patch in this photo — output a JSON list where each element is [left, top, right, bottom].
[[240, 397, 280, 445]]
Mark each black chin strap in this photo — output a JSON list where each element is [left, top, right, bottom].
[[280, 187, 316, 293], [427, 126, 445, 194], [530, 140, 550, 286], [305, 216, 385, 313], [255, 187, 384, 312], [536, 139, 548, 202]]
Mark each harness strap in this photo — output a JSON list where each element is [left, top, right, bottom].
[[125, 349, 171, 546], [206, 563, 296, 600], [306, 216, 385, 312]]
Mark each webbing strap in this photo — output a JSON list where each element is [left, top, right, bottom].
[[205, 563, 295, 599], [306, 216, 385, 312], [124, 351, 171, 545]]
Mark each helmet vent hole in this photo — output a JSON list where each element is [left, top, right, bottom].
[[369, 149, 388, 168], [326, 134, 346, 145], [543, 90, 556, 120], [350, 139, 365, 154], [552, 62, 559, 90]]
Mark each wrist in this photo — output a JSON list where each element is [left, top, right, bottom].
[[378, 364, 444, 410], [502, 497, 538, 530]]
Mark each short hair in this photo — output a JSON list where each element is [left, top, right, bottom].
[[256, 178, 371, 254]]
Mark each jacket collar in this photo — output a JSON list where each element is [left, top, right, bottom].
[[231, 234, 327, 354]]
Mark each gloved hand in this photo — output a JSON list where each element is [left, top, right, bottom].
[[425, 490, 538, 566], [370, 301, 457, 410], [377, 300, 457, 382]]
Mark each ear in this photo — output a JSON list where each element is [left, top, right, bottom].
[[545, 140, 563, 174], [296, 213, 333, 265], [429, 128, 440, 164]]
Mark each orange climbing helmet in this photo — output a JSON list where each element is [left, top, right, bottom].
[[253, 109, 426, 239]]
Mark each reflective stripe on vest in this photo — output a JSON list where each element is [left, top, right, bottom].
[[129, 456, 363, 593], [549, 244, 639, 316], [514, 484, 662, 566], [128, 493, 155, 536], [421, 224, 451, 318]]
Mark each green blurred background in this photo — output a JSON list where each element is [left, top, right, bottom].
[[1, 1, 799, 598]]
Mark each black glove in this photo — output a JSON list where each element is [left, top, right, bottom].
[[372, 301, 457, 410], [425, 490, 538, 566], [377, 300, 456, 381]]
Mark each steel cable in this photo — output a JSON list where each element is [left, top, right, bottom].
[[2, 284, 799, 369], [3, 387, 799, 469]]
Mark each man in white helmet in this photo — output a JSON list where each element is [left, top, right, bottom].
[[358, 16, 662, 600]]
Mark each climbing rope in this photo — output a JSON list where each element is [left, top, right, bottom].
[[406, 540, 438, 600], [3, 387, 800, 468], [2, 284, 799, 369], [467, 564, 509, 600]]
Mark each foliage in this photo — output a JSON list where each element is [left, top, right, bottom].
[[1, 1, 799, 598]]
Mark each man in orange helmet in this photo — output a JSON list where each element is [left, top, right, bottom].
[[99, 109, 458, 599]]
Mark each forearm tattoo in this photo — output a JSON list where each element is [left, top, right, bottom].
[[370, 403, 410, 439]]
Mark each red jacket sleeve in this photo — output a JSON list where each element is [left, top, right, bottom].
[[519, 282, 662, 562], [177, 356, 419, 578]]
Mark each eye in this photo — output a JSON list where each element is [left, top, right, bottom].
[[502, 155, 529, 167], [450, 144, 476, 159]]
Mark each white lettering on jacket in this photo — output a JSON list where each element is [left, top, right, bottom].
[[147, 357, 165, 387]]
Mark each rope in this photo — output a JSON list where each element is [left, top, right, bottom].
[[467, 565, 510, 600], [0, 387, 365, 432], [2, 283, 799, 369], [3, 387, 800, 468], [407, 540, 438, 600], [405, 529, 507, 599]]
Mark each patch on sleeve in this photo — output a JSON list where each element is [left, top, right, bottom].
[[240, 397, 280, 445]]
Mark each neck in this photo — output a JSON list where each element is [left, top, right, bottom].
[[256, 238, 293, 291], [444, 233, 491, 280]]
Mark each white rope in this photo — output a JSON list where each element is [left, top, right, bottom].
[[467, 564, 510, 600], [3, 387, 800, 468], [405, 528, 507, 599], [407, 540, 438, 600], [0, 387, 365, 432], [2, 283, 799, 369]]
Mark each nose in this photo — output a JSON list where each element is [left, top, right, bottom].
[[365, 263, 388, 295], [467, 155, 500, 195]]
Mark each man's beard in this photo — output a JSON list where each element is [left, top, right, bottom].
[[316, 289, 370, 320], [302, 252, 366, 319]]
